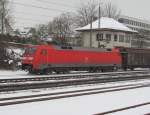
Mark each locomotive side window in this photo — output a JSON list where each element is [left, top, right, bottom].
[[41, 49, 47, 55]]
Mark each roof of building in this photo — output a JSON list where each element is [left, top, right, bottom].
[[75, 17, 137, 33], [119, 15, 150, 24]]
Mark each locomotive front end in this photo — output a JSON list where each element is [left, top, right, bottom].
[[22, 46, 37, 73]]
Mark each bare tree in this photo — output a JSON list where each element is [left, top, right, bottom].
[[36, 24, 48, 37], [103, 2, 121, 19], [0, 0, 13, 34], [48, 12, 73, 39], [28, 27, 39, 38], [74, 0, 99, 27], [74, 0, 121, 28]]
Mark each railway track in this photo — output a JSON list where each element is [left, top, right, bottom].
[[0, 82, 150, 106], [95, 101, 150, 115], [0, 70, 149, 84], [0, 70, 150, 92]]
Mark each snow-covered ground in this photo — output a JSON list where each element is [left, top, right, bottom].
[[0, 70, 150, 115], [0, 70, 27, 76], [1, 86, 150, 115]]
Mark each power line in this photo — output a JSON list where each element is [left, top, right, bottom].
[[36, 0, 77, 9], [14, 17, 49, 23], [14, 11, 55, 19], [13, 1, 68, 13], [11, 1, 78, 29]]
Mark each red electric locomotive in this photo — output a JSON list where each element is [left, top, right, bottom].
[[22, 44, 122, 74]]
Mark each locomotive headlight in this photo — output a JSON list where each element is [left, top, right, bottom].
[[22, 57, 33, 60], [28, 57, 33, 60], [22, 57, 27, 60]]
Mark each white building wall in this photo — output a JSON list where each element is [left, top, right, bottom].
[[82, 31, 132, 48], [82, 32, 90, 47]]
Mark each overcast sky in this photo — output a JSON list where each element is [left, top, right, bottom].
[[11, 0, 150, 30]]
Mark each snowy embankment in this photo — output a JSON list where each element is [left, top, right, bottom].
[[0, 70, 150, 114], [6, 48, 24, 66]]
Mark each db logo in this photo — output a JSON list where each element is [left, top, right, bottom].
[[85, 57, 89, 63]]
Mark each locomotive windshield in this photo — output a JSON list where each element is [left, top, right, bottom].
[[25, 47, 37, 54]]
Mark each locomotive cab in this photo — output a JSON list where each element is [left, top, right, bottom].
[[22, 46, 37, 73], [22, 45, 51, 74]]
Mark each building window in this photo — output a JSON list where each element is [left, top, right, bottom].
[[118, 19, 124, 23], [140, 22, 142, 27], [119, 35, 124, 42], [142, 23, 144, 27], [135, 21, 137, 26], [125, 35, 131, 43], [114, 34, 118, 42], [126, 19, 129, 24], [106, 34, 111, 42], [133, 21, 135, 26], [96, 33, 103, 41], [131, 20, 134, 25]]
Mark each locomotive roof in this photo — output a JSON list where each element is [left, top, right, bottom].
[[53, 45, 114, 52], [26, 44, 117, 52]]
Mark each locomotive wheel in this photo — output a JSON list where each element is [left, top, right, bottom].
[[27, 66, 34, 74], [89, 68, 99, 73], [28, 70, 34, 74], [130, 68, 134, 71], [44, 69, 52, 75], [113, 66, 118, 71], [55, 71, 61, 74], [89, 69, 95, 73], [101, 69, 106, 72], [55, 70, 69, 74], [123, 67, 127, 71], [32, 70, 43, 75], [38, 69, 52, 75], [62, 71, 69, 74]]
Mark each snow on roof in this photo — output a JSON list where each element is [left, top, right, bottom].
[[75, 17, 137, 33]]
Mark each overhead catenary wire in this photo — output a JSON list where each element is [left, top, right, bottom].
[[10, 0, 78, 29], [13, 1, 69, 13], [14, 11, 56, 19], [14, 17, 50, 23], [35, 0, 77, 9]]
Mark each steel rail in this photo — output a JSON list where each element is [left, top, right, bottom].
[[0, 83, 145, 101], [95, 102, 150, 115], [0, 70, 149, 84], [0, 82, 150, 106], [0, 73, 150, 92]]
